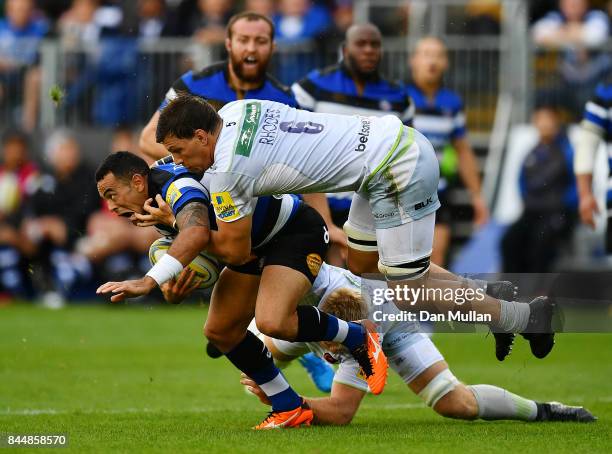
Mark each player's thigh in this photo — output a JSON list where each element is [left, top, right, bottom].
[[366, 127, 440, 273], [205, 267, 260, 346], [376, 211, 436, 277], [255, 209, 328, 332], [255, 264, 311, 335], [345, 192, 379, 274]]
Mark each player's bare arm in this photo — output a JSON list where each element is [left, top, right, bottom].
[[208, 216, 253, 265], [452, 136, 489, 226], [97, 201, 210, 302], [140, 111, 169, 161]]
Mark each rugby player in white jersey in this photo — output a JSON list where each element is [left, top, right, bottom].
[[98, 95, 557, 382], [241, 263, 595, 424]]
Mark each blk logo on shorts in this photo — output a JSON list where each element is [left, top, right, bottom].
[[414, 197, 433, 211]]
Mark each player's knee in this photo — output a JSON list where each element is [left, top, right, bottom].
[[433, 385, 478, 420], [418, 369, 467, 418], [255, 317, 291, 340], [204, 323, 240, 351], [378, 256, 431, 281]]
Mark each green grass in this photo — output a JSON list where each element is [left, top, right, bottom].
[[1, 303, 610, 453]]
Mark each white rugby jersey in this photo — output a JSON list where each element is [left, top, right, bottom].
[[210, 100, 402, 222]]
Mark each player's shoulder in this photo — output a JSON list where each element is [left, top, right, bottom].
[[262, 73, 298, 106], [151, 163, 202, 189], [298, 63, 343, 89], [189, 61, 227, 81]]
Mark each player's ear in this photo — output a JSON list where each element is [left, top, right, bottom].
[[225, 37, 231, 53], [131, 173, 146, 192], [195, 129, 208, 145]]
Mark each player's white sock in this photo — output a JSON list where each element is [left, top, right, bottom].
[[468, 384, 537, 421], [497, 300, 530, 332]]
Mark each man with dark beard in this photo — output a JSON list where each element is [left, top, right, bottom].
[[139, 11, 297, 161], [291, 23, 414, 266]]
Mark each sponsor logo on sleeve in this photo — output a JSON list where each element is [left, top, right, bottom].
[[211, 192, 240, 221], [235, 102, 261, 157], [165, 182, 182, 208]]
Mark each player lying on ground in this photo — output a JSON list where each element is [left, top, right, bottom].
[[242, 263, 595, 424], [150, 94, 554, 359], [95, 152, 384, 428]]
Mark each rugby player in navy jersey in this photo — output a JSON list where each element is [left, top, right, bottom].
[[139, 11, 297, 161], [95, 151, 386, 429], [291, 23, 415, 266]]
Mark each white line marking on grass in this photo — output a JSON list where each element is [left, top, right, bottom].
[[0, 407, 240, 416]]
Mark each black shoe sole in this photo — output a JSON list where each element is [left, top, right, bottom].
[[522, 332, 555, 359]]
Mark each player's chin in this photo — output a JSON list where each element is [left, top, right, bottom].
[[240, 65, 265, 82]]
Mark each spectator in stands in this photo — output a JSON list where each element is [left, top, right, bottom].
[[57, 0, 121, 49], [532, 0, 611, 114], [123, 0, 177, 43], [291, 23, 414, 266], [0, 130, 37, 298], [331, 0, 353, 36], [21, 130, 99, 306], [0, 0, 48, 131], [189, 0, 235, 45], [406, 36, 488, 267], [59, 0, 136, 127], [272, 0, 334, 83], [245, 0, 276, 18], [501, 106, 578, 273], [273, 0, 332, 43], [464, 0, 501, 35]]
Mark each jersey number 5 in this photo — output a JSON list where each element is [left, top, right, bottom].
[[280, 121, 324, 134]]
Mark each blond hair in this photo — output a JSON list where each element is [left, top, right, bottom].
[[319, 288, 367, 322]]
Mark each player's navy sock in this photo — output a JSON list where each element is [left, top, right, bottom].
[[295, 305, 365, 351], [224, 331, 301, 412]]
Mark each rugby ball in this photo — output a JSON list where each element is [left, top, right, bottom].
[[148, 237, 220, 289]]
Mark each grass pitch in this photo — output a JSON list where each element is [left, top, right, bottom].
[[1, 303, 610, 453]]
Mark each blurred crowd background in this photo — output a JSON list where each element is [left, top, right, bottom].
[[0, 0, 610, 305]]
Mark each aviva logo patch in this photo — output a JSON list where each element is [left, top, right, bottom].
[[165, 183, 182, 209], [235, 102, 261, 157], [212, 192, 240, 221]]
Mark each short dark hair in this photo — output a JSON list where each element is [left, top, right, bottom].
[[156, 94, 222, 143], [227, 11, 275, 40], [95, 151, 149, 183]]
